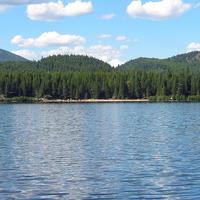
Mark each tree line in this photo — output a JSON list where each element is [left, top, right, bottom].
[[0, 70, 200, 101]]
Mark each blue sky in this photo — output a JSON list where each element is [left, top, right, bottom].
[[0, 0, 200, 66]]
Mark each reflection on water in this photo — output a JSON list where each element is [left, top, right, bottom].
[[0, 103, 200, 199]]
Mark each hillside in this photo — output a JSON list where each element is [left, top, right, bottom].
[[118, 51, 200, 72], [0, 54, 112, 72], [0, 49, 27, 62], [1, 49, 200, 73], [38, 55, 112, 71]]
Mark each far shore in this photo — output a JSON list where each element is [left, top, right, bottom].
[[0, 98, 150, 103], [1, 97, 200, 103], [40, 98, 150, 103]]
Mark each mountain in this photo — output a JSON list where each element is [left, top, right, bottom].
[[169, 51, 200, 62], [1, 50, 200, 72], [37, 54, 112, 71], [118, 51, 200, 72], [0, 54, 112, 72], [0, 49, 27, 62]]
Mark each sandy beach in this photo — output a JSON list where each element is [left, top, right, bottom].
[[38, 98, 150, 103]]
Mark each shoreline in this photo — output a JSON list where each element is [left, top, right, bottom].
[[0, 98, 199, 103], [40, 99, 150, 103], [0, 98, 150, 104]]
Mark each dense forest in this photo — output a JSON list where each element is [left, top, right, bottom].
[[0, 70, 200, 101], [0, 55, 112, 72], [0, 51, 200, 101], [119, 51, 200, 73]]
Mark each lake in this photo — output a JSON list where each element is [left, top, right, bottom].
[[0, 103, 200, 199]]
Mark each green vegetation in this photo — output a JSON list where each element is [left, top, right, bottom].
[[0, 70, 200, 101], [119, 51, 200, 73], [0, 55, 112, 72], [0, 49, 27, 62], [0, 50, 200, 102]]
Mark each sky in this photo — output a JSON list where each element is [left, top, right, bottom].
[[0, 0, 200, 66]]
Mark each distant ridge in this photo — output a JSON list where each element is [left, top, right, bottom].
[[38, 54, 112, 71], [118, 51, 200, 72], [0, 53, 112, 72], [0, 49, 28, 62], [0, 49, 200, 72]]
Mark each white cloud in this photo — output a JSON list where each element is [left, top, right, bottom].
[[127, 0, 191, 20], [120, 45, 129, 50], [187, 42, 200, 52], [0, 5, 8, 12], [116, 35, 127, 41], [13, 44, 125, 67], [0, 0, 50, 11], [27, 0, 93, 21], [0, 0, 50, 5], [101, 13, 115, 20], [98, 34, 112, 39], [12, 49, 38, 60], [11, 31, 86, 47], [109, 59, 124, 67], [41, 45, 124, 66]]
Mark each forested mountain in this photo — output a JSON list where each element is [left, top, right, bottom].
[[38, 55, 112, 71], [118, 51, 200, 72], [0, 49, 27, 62], [0, 49, 200, 72], [0, 50, 200, 101], [0, 54, 112, 72]]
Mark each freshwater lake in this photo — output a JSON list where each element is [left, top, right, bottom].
[[0, 103, 200, 199]]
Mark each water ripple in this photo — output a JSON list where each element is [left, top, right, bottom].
[[0, 103, 200, 199]]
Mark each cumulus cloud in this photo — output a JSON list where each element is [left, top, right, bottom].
[[41, 45, 124, 66], [0, 5, 8, 12], [12, 49, 38, 60], [187, 42, 200, 52], [0, 0, 50, 5], [0, 1, 59, 13], [109, 59, 124, 67], [127, 0, 191, 20], [27, 0, 93, 21], [11, 31, 86, 47], [120, 45, 129, 50], [98, 34, 112, 39], [0, 0, 50, 11], [116, 35, 127, 41], [101, 13, 115, 20], [13, 44, 125, 67]]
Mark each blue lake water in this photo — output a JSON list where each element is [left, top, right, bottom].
[[0, 103, 200, 199]]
